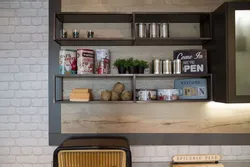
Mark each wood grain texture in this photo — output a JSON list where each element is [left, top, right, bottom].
[[62, 102, 250, 133], [61, 0, 226, 12]]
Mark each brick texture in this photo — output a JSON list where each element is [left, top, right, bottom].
[[0, 0, 250, 166]]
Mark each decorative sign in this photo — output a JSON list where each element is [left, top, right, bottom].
[[173, 49, 207, 74], [172, 164, 224, 167], [172, 154, 222, 163]]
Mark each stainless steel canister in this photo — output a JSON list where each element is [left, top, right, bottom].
[[138, 23, 147, 38], [173, 59, 182, 74], [160, 23, 168, 38], [153, 59, 160, 74], [163, 60, 172, 74], [159, 60, 163, 74], [149, 23, 160, 38]]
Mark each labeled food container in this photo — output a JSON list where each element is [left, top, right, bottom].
[[174, 78, 207, 99], [136, 89, 157, 101], [95, 49, 110, 74], [157, 89, 181, 101], [77, 49, 95, 74], [59, 49, 77, 74]]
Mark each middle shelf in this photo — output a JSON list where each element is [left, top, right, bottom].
[[55, 73, 211, 78], [53, 73, 213, 103]]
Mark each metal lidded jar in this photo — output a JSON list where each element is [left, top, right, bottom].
[[159, 60, 163, 74], [138, 23, 147, 38], [77, 49, 95, 74], [149, 23, 160, 38], [59, 49, 77, 75], [163, 59, 172, 74], [160, 23, 168, 38], [95, 49, 110, 74], [173, 59, 182, 74], [153, 59, 160, 74]]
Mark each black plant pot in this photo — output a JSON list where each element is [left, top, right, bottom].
[[118, 66, 126, 74], [137, 66, 145, 74], [128, 66, 137, 74]]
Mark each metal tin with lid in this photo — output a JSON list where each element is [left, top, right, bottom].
[[149, 23, 160, 38], [153, 59, 160, 74], [77, 49, 95, 74], [163, 59, 172, 74], [95, 49, 110, 74], [59, 49, 77, 74], [138, 23, 147, 38], [160, 23, 168, 38], [136, 89, 157, 101], [173, 59, 182, 74]]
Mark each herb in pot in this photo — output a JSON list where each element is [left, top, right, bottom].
[[113, 58, 127, 74], [137, 60, 149, 74], [126, 57, 137, 74]]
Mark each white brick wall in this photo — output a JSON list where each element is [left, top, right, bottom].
[[0, 0, 250, 166]]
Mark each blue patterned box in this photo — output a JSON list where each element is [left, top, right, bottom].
[[174, 78, 207, 99]]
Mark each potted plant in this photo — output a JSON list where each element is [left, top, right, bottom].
[[137, 60, 149, 74], [126, 57, 137, 74], [113, 58, 127, 74]]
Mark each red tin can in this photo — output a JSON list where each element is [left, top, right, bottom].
[[77, 49, 95, 74]]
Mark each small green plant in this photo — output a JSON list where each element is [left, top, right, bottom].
[[138, 60, 149, 68], [113, 59, 126, 68], [133, 59, 141, 67], [125, 57, 134, 68]]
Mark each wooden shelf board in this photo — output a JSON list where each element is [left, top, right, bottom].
[[56, 100, 210, 104], [55, 74, 134, 78], [135, 73, 212, 78], [136, 99, 210, 103], [55, 74, 212, 78], [134, 12, 211, 23], [54, 38, 134, 46], [56, 100, 134, 104], [54, 38, 211, 46], [134, 37, 212, 46], [56, 12, 133, 23]]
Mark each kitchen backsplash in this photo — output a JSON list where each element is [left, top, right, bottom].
[[1, 1, 250, 167]]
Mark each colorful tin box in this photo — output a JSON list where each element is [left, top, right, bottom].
[[174, 78, 207, 99]]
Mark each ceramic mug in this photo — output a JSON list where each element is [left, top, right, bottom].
[[157, 89, 182, 101]]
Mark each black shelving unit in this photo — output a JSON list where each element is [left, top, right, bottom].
[[53, 12, 212, 46], [54, 74, 213, 103]]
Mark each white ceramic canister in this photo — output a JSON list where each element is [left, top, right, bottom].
[[59, 49, 77, 75], [77, 49, 95, 74], [136, 89, 157, 101], [95, 49, 110, 74], [157, 89, 181, 101]]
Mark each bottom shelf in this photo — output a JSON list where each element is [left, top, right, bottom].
[[56, 100, 134, 104], [56, 99, 210, 103], [136, 99, 210, 103]]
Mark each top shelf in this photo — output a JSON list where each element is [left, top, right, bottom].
[[55, 12, 211, 23], [56, 12, 133, 23]]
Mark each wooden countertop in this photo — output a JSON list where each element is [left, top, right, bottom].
[[132, 161, 250, 167]]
